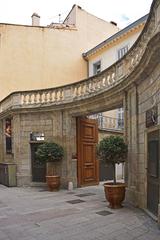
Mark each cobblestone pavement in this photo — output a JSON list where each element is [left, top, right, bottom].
[[0, 184, 159, 240]]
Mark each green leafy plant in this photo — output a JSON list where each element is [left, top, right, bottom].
[[35, 142, 64, 163], [35, 142, 64, 176], [97, 136, 128, 184]]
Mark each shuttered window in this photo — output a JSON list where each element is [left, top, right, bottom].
[[118, 45, 129, 60]]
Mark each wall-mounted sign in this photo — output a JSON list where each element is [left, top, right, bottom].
[[30, 132, 45, 141], [146, 106, 158, 128]]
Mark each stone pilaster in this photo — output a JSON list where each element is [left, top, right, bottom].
[[123, 91, 128, 184], [126, 85, 139, 206], [0, 120, 4, 162], [13, 114, 29, 185], [61, 111, 77, 188]]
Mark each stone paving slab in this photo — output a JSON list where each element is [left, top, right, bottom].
[[0, 184, 159, 240]]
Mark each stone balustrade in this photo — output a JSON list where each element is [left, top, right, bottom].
[[0, 0, 158, 113]]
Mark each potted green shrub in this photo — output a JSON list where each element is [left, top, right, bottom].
[[97, 135, 128, 208], [35, 142, 64, 191]]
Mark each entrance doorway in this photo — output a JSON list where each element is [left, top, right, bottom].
[[147, 130, 160, 216], [31, 143, 46, 182], [77, 117, 99, 186], [99, 163, 113, 181]]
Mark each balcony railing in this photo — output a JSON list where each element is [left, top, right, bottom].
[[89, 115, 124, 130]]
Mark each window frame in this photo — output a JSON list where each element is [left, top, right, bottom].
[[93, 60, 101, 75]]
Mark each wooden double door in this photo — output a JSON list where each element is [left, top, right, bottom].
[[77, 117, 99, 186], [147, 129, 160, 216]]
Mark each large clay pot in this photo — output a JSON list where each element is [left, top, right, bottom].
[[46, 175, 60, 191], [104, 182, 126, 209]]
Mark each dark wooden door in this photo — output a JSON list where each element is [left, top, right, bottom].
[[77, 117, 99, 186], [147, 130, 160, 216], [31, 143, 46, 182]]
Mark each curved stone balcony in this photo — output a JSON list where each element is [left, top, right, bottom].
[[0, 0, 159, 115]]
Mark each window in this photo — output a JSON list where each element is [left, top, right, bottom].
[[117, 45, 129, 60], [5, 118, 12, 153], [93, 60, 101, 75], [117, 108, 124, 129]]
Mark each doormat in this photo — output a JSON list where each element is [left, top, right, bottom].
[[96, 210, 113, 216], [75, 193, 96, 197], [66, 199, 85, 204], [66, 192, 76, 194]]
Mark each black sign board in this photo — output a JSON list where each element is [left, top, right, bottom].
[[146, 106, 158, 128], [30, 132, 45, 141]]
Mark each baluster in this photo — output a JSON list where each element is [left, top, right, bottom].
[[95, 80, 98, 90], [99, 78, 103, 89], [49, 91, 52, 102], [72, 86, 75, 98], [117, 64, 123, 78], [110, 74, 113, 85], [89, 81, 93, 92], [44, 92, 48, 103], [86, 83, 89, 94], [38, 92, 42, 103], [128, 57, 133, 70], [22, 94, 26, 105], [88, 81, 91, 92], [135, 53, 139, 62], [82, 84, 86, 95], [112, 72, 115, 83], [80, 84, 84, 96], [97, 80, 101, 90], [54, 90, 58, 102], [107, 75, 111, 86], [75, 85, 79, 97], [59, 89, 63, 101], [93, 80, 96, 91], [28, 94, 32, 104], [33, 93, 37, 104], [102, 77, 106, 87]]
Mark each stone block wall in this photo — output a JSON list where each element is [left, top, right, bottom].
[[0, 110, 77, 188], [126, 62, 160, 210]]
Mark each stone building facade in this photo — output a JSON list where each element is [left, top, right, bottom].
[[0, 0, 160, 226]]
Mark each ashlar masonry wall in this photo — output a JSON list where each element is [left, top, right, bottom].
[[0, 110, 77, 188], [126, 61, 160, 211]]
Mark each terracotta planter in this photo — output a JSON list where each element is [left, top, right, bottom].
[[46, 175, 60, 191], [104, 182, 126, 209]]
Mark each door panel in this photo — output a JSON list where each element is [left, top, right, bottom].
[[82, 143, 96, 183], [77, 118, 99, 186], [147, 130, 160, 216]]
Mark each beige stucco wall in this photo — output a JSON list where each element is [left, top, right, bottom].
[[0, 5, 119, 101], [88, 28, 143, 77], [102, 110, 118, 118], [88, 26, 144, 123]]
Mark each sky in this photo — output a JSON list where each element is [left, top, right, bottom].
[[0, 0, 153, 29]]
